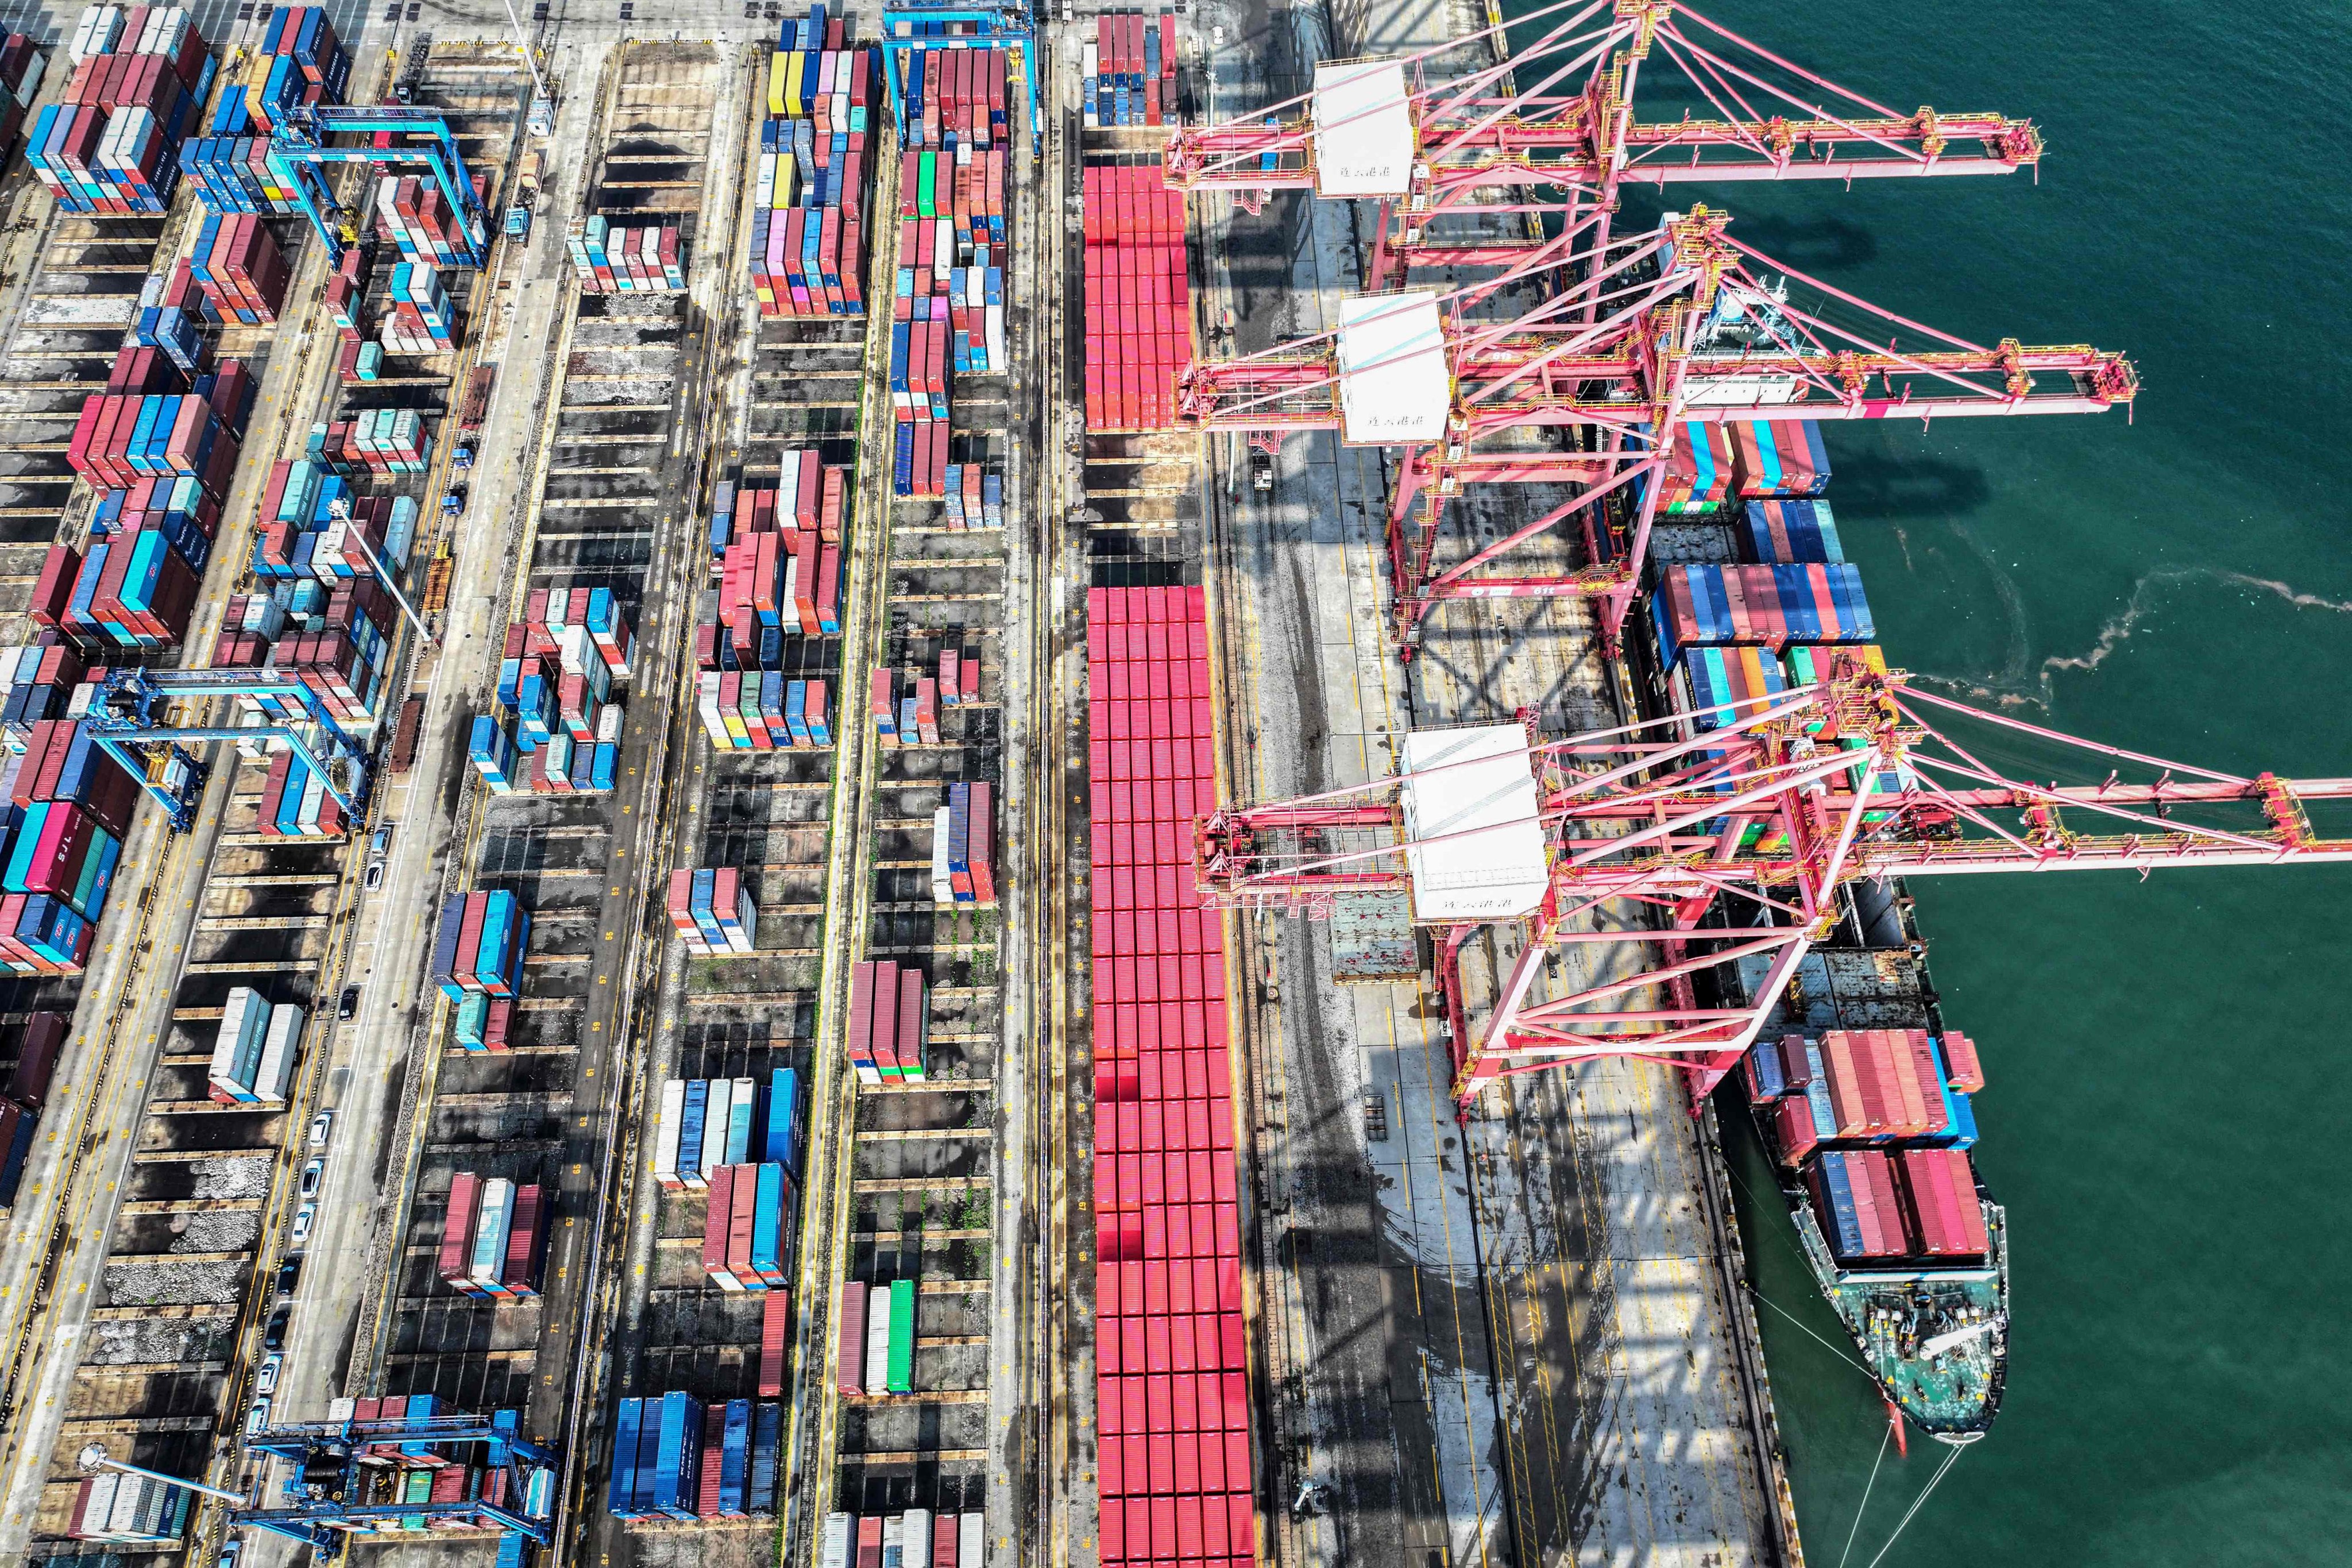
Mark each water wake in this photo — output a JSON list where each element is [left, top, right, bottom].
[[1913, 566, 2352, 710]]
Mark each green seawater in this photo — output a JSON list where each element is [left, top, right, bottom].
[[1497, 0, 2352, 1558]]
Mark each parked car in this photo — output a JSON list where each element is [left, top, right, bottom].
[[338, 984, 361, 1020], [308, 1111, 334, 1149], [255, 1352, 283, 1397], [273, 1255, 301, 1298], [291, 1203, 317, 1246], [364, 860, 385, 891], [371, 822, 395, 857], [263, 1306, 291, 1353], [244, 1395, 271, 1436], [300, 1158, 325, 1200]]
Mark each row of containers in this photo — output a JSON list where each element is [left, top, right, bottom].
[[834, 1277, 916, 1396], [177, 5, 350, 213], [0, 1012, 64, 1204], [697, 673, 832, 752], [1643, 415, 1830, 513], [1646, 440, 1896, 836], [467, 715, 620, 796], [941, 461, 1001, 530], [695, 465, 845, 747], [0, 35, 46, 172], [752, 15, 875, 316], [473, 588, 638, 794], [887, 42, 1010, 498], [373, 172, 474, 271], [66, 1473, 192, 1546], [820, 1510, 984, 1568], [651, 1071, 807, 1188], [665, 868, 759, 957], [844, 959, 929, 1086], [436, 1174, 551, 1299], [1663, 441, 2006, 1273], [28, 6, 215, 213], [1745, 1029, 1992, 1266], [1085, 587, 1254, 1568], [697, 1163, 799, 1291], [1082, 157, 1189, 432], [606, 1395, 783, 1521], [41, 302, 256, 653], [376, 261, 458, 353], [926, 780, 995, 909], [431, 890, 533, 1001], [870, 658, 987, 744], [205, 987, 304, 1104], [249, 748, 350, 838], [565, 218, 688, 294], [1081, 10, 1179, 130], [187, 211, 291, 323], [0, 716, 142, 975]]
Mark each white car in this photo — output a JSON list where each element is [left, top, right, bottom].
[[245, 1395, 271, 1436], [255, 1352, 283, 1396], [291, 1203, 316, 1245], [299, 1159, 325, 1200], [307, 1112, 333, 1149]]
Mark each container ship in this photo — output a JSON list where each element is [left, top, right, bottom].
[[1634, 398, 2010, 1442]]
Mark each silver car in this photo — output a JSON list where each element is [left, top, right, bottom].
[[291, 1203, 316, 1246], [255, 1351, 283, 1396]]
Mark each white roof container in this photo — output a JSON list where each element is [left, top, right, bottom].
[[1399, 724, 1550, 922], [1311, 58, 1414, 196], [1335, 291, 1450, 445]]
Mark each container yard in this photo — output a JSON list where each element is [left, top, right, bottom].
[[0, 3, 2338, 1568]]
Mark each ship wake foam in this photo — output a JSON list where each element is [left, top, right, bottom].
[[1916, 566, 2352, 710]]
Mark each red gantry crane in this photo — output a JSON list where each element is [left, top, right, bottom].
[[1165, 0, 2042, 276], [1172, 206, 2134, 650], [1192, 663, 2352, 1106], [1161, 1, 2125, 654]]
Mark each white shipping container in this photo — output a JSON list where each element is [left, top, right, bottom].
[[252, 1003, 305, 1105], [77, 1473, 119, 1539], [655, 1078, 685, 1186], [471, 1177, 513, 1287], [210, 987, 263, 1097], [960, 1511, 983, 1566], [820, 1513, 855, 1568], [883, 1516, 903, 1564], [699, 1078, 732, 1180], [728, 1077, 756, 1164], [932, 808, 953, 905], [864, 1289, 891, 1397], [902, 1509, 932, 1568]]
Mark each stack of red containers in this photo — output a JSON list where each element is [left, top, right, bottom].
[[1898, 1148, 1990, 1258], [65, 391, 240, 502], [1084, 585, 1254, 1568], [187, 213, 289, 322], [12, 720, 139, 838], [759, 1290, 791, 1397], [1813, 1028, 1952, 1140], [1082, 159, 1189, 431]]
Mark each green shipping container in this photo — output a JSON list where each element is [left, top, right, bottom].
[[918, 154, 936, 219], [886, 1279, 914, 1394]]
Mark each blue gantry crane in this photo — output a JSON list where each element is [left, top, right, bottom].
[[231, 1408, 557, 1559], [80, 667, 371, 833], [881, 2, 1041, 137], [265, 105, 491, 268]]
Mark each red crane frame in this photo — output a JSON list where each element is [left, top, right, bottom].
[[1194, 662, 2352, 1106]]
